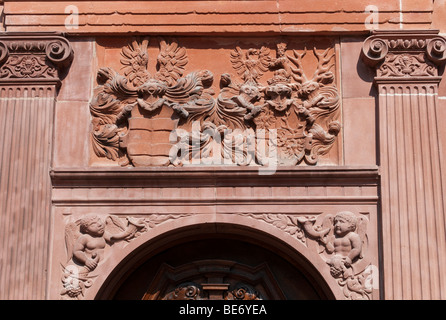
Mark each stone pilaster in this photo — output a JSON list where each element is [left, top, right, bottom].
[[0, 33, 72, 299], [362, 30, 446, 299]]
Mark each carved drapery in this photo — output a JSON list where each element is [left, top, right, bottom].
[[90, 38, 341, 167], [362, 30, 446, 299]]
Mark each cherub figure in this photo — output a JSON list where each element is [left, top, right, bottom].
[[71, 215, 108, 272], [61, 214, 145, 299], [268, 42, 291, 80], [325, 211, 363, 278], [65, 214, 146, 273]]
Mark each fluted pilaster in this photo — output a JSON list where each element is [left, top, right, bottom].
[[0, 33, 72, 299], [362, 30, 446, 299]]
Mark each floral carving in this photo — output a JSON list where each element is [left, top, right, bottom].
[[242, 213, 307, 244], [90, 38, 341, 167], [378, 53, 436, 77], [0, 37, 73, 81], [2, 55, 56, 78]]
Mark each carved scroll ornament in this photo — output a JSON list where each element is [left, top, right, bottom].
[[163, 282, 262, 301], [60, 213, 190, 299], [0, 34, 73, 82], [243, 211, 373, 300], [90, 38, 341, 167], [362, 31, 446, 80]]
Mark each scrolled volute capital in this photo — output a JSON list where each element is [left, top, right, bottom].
[[0, 32, 73, 82], [45, 38, 74, 69], [362, 37, 389, 67], [426, 37, 446, 65], [362, 31, 446, 81]]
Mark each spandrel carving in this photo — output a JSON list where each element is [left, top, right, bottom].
[[244, 211, 374, 300], [60, 213, 192, 299], [90, 38, 341, 167], [61, 214, 146, 299], [299, 211, 372, 300], [0, 36, 73, 81]]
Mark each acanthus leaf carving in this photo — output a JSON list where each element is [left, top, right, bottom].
[[0, 36, 73, 81], [378, 53, 437, 77], [90, 38, 341, 167], [362, 32, 446, 79]]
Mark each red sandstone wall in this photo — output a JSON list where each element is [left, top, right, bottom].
[[1, 0, 446, 301], [2, 0, 435, 34]]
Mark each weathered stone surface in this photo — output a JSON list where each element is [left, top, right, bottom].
[[3, 0, 434, 34]]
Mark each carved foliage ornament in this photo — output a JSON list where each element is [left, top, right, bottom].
[[243, 211, 373, 300], [0, 35, 73, 81], [90, 37, 341, 167], [362, 32, 446, 79], [60, 213, 190, 299]]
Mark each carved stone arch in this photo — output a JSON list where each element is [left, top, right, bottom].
[[83, 214, 343, 300]]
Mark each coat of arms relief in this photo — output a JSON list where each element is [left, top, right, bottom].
[[90, 37, 341, 167]]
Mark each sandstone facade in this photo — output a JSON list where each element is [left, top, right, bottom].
[[0, 0, 445, 300]]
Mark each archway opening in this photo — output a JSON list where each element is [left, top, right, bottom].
[[95, 223, 335, 300]]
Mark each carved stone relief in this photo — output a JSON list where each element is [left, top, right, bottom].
[[162, 282, 262, 300], [242, 211, 373, 300], [60, 213, 191, 299], [143, 260, 284, 300], [361, 32, 446, 78], [90, 38, 341, 167], [0, 35, 73, 82]]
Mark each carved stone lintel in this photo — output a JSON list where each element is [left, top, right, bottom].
[[0, 33, 73, 86], [362, 30, 446, 84]]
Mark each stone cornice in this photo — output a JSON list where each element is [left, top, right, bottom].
[[50, 166, 379, 188], [362, 30, 446, 84], [0, 32, 73, 86]]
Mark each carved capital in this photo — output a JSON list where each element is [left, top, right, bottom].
[[362, 30, 446, 83], [0, 32, 73, 86]]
